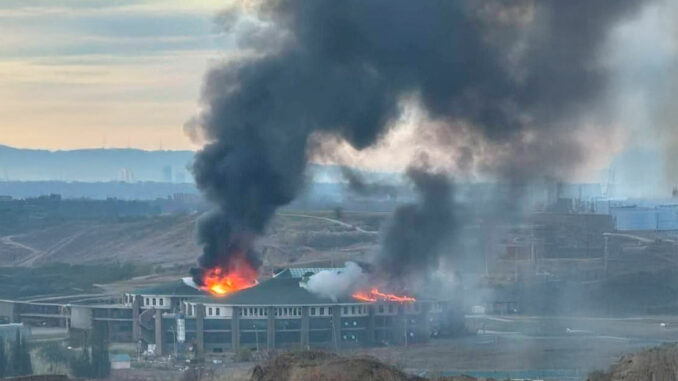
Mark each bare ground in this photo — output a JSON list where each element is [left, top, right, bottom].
[[0, 211, 382, 268]]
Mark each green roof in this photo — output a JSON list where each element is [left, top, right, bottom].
[[134, 280, 205, 297], [285, 268, 339, 279], [195, 276, 359, 305]]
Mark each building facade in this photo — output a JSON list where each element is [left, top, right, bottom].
[[0, 268, 462, 357]]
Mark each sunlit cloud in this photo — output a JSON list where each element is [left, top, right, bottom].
[[0, 0, 237, 150]]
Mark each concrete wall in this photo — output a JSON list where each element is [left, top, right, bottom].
[[0, 301, 17, 323], [70, 306, 92, 330]]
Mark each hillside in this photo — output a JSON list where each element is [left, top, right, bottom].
[[588, 343, 678, 381], [0, 211, 382, 268]]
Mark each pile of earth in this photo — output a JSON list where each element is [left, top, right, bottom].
[[588, 343, 678, 381], [250, 351, 484, 381]]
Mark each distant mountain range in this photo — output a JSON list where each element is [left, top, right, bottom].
[[0, 144, 402, 184], [0, 145, 195, 182]]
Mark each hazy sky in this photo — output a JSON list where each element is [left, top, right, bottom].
[[1, 0, 676, 197], [0, 0, 235, 150]]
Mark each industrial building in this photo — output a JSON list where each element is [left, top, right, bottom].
[[0, 267, 460, 357]]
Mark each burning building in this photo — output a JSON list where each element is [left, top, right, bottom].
[[0, 266, 462, 356], [130, 267, 460, 354]]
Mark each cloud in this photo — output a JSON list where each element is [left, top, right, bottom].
[[0, 1, 239, 150]]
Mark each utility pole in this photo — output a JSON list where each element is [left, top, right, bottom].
[[603, 234, 609, 278], [254, 321, 260, 354], [169, 327, 177, 359]]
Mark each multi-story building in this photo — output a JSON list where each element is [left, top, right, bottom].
[[0, 267, 461, 357]]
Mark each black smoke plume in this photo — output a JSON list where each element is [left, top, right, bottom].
[[187, 0, 652, 280], [375, 168, 456, 286]]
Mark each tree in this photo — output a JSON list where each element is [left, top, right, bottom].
[[70, 347, 92, 378], [0, 337, 7, 378], [90, 323, 110, 378], [19, 334, 33, 375], [9, 330, 32, 376], [69, 323, 110, 379], [38, 342, 70, 373]]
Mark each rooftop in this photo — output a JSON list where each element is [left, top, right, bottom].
[[277, 267, 339, 279], [196, 276, 356, 305], [133, 279, 205, 297]]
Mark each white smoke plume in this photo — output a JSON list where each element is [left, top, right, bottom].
[[302, 262, 367, 302]]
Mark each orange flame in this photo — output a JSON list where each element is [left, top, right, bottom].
[[200, 257, 258, 296], [352, 288, 416, 303]]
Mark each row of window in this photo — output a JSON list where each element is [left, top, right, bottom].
[[123, 294, 166, 308], [310, 307, 330, 316], [242, 307, 269, 317], [187, 302, 433, 318], [144, 297, 164, 307], [342, 305, 368, 315], [377, 304, 396, 314]]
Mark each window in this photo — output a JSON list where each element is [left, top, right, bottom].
[[159, 298, 164, 306], [208, 307, 213, 316], [319, 307, 325, 316], [351, 306, 356, 314], [216, 308, 220, 316], [152, 298, 157, 306], [343, 307, 348, 315], [145, 298, 149, 306], [310, 307, 316, 316], [388, 305, 394, 313]]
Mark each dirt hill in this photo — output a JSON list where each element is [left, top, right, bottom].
[[588, 343, 678, 381], [250, 351, 484, 381], [0, 212, 380, 267]]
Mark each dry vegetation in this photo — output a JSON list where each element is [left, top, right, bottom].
[[249, 351, 482, 381], [0, 211, 384, 268], [588, 343, 678, 381]]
